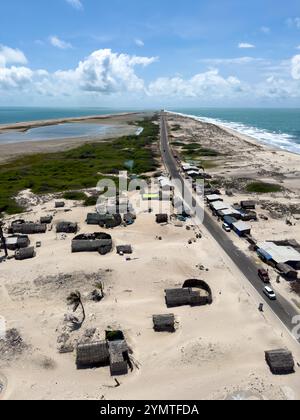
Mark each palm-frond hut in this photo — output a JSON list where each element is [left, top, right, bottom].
[[153, 314, 175, 332], [265, 349, 295, 375], [15, 247, 35, 261], [165, 288, 191, 308], [71, 233, 112, 254], [40, 216, 53, 224], [4, 235, 30, 251], [116, 245, 133, 255], [183, 279, 213, 305], [11, 221, 47, 235], [108, 340, 129, 376], [56, 222, 78, 234], [55, 202, 65, 208], [156, 214, 168, 224], [76, 341, 110, 368]]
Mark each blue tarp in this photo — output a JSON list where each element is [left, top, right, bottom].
[[257, 248, 272, 261]]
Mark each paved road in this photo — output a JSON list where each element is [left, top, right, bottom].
[[160, 112, 299, 342]]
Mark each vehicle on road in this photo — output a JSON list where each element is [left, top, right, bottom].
[[258, 268, 270, 284], [222, 223, 231, 232], [263, 286, 276, 300]]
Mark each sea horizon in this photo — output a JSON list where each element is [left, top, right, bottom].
[[1, 106, 300, 155]]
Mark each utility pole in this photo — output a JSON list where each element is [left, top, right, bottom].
[[0, 221, 8, 258]]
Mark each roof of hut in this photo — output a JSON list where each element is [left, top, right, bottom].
[[153, 314, 175, 332], [76, 341, 109, 368], [265, 349, 295, 375]]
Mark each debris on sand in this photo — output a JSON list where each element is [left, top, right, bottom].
[[0, 328, 27, 359]]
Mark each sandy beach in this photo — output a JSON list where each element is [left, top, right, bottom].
[[0, 113, 299, 400]]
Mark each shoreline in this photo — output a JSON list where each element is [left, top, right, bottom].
[[0, 112, 152, 164], [166, 111, 300, 157], [0, 111, 142, 133]]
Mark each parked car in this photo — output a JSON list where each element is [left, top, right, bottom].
[[222, 223, 231, 232], [263, 286, 276, 301], [258, 268, 270, 284]]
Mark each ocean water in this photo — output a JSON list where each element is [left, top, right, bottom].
[[170, 108, 300, 155], [0, 107, 134, 125]]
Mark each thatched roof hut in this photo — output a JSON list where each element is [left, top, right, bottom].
[[56, 222, 78, 234], [277, 263, 298, 280], [72, 233, 112, 254], [76, 341, 110, 368], [108, 340, 129, 376], [153, 314, 175, 332], [156, 214, 168, 224], [265, 349, 295, 375], [165, 288, 192, 308], [40, 216, 53, 224], [165, 280, 213, 308], [4, 235, 30, 251], [11, 221, 47, 235], [15, 247, 35, 261], [86, 213, 122, 229], [55, 202, 65, 208], [183, 279, 213, 305], [241, 200, 256, 210], [116, 245, 133, 255]]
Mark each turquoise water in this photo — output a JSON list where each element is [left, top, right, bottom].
[[0, 107, 133, 125], [170, 108, 300, 154]]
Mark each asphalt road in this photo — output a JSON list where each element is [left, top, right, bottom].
[[160, 112, 300, 343]]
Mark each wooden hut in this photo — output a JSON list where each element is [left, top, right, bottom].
[[40, 216, 53, 224], [153, 314, 175, 332], [55, 202, 65, 209], [76, 341, 109, 368], [11, 221, 47, 235], [165, 280, 213, 308], [116, 245, 133, 255], [265, 349, 295, 375], [15, 247, 35, 261], [108, 340, 129, 376], [71, 233, 112, 254], [56, 222, 78, 234], [156, 214, 168, 224]]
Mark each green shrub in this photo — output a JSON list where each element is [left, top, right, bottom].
[[246, 182, 282, 194], [63, 191, 87, 201]]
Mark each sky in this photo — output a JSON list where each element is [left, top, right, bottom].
[[0, 0, 300, 107]]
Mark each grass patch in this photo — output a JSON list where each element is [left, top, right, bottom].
[[171, 124, 181, 131], [171, 141, 185, 147], [0, 117, 159, 214], [246, 181, 282, 194], [83, 196, 98, 207], [63, 191, 87, 201]]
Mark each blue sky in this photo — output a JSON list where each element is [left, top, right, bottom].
[[0, 0, 300, 107]]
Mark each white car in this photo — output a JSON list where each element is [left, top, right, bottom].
[[263, 286, 276, 301], [222, 223, 231, 232]]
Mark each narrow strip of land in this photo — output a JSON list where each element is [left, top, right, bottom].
[[160, 112, 299, 343]]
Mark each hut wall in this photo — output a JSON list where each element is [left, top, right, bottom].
[[12, 223, 47, 235], [153, 314, 175, 332], [265, 349, 295, 375], [72, 239, 112, 253], [15, 247, 35, 260], [182, 279, 213, 305], [108, 341, 128, 376]]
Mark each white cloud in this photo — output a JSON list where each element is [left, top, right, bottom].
[[291, 55, 300, 79], [261, 26, 271, 34], [50, 36, 73, 50], [238, 43, 255, 49], [148, 69, 245, 98], [55, 49, 158, 94], [135, 39, 145, 47], [198, 57, 264, 65], [286, 17, 300, 29], [0, 66, 33, 90], [65, 0, 83, 10], [0, 45, 28, 67]]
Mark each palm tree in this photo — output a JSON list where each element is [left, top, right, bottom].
[[67, 291, 86, 326]]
